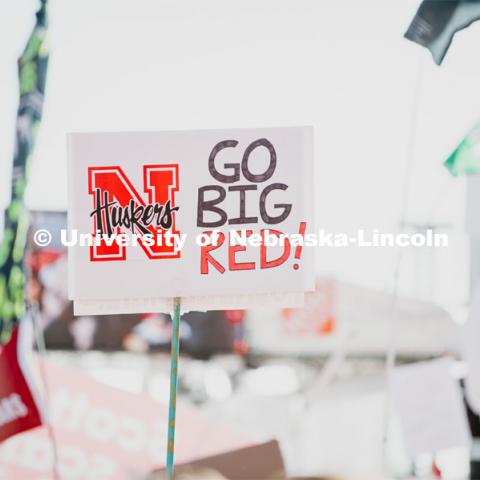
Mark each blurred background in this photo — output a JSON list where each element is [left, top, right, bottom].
[[1, 0, 480, 479]]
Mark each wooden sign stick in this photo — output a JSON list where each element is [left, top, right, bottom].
[[166, 297, 181, 479]]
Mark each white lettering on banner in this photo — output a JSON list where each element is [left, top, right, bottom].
[[17, 436, 52, 471], [0, 394, 28, 426], [0, 436, 117, 479], [59, 446, 116, 478], [50, 388, 165, 461]]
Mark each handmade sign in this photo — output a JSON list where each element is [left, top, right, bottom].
[[67, 127, 315, 315], [390, 358, 471, 457]]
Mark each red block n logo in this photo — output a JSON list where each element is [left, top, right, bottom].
[[88, 165, 179, 261]]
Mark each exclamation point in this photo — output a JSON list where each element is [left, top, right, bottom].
[[293, 221, 306, 270]]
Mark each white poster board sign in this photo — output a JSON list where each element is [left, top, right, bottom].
[[465, 284, 480, 415], [466, 174, 480, 237], [67, 127, 314, 315], [390, 358, 471, 457]]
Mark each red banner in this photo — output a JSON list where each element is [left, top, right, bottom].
[[0, 324, 42, 443]]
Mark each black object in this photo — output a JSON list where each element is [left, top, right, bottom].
[[405, 0, 480, 65]]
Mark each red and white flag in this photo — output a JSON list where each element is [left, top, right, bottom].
[[0, 322, 43, 443]]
